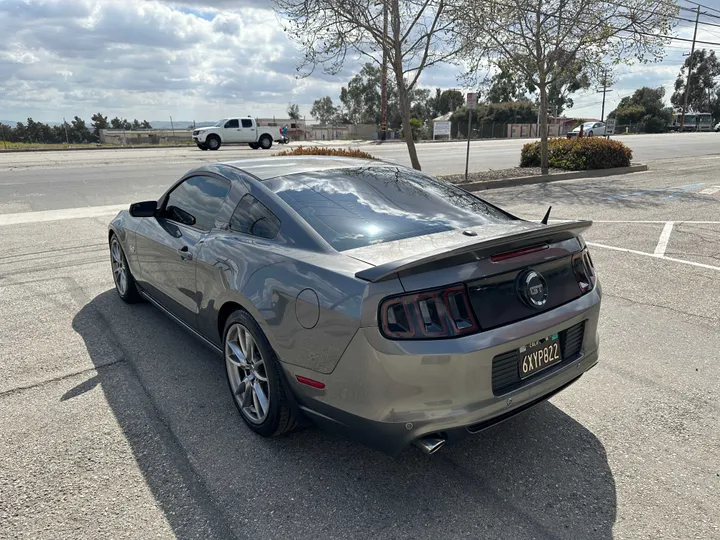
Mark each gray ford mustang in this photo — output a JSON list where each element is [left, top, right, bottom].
[[108, 156, 601, 456]]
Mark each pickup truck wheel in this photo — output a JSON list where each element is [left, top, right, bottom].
[[259, 135, 272, 150], [207, 136, 221, 150], [197, 143, 208, 151], [249, 143, 260, 150]]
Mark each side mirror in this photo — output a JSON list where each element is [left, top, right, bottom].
[[129, 200, 157, 217]]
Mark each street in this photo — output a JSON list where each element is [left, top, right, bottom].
[[1, 150, 719, 539], [1, 132, 720, 213]]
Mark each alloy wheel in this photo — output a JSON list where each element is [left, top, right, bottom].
[[225, 323, 270, 424], [110, 238, 128, 296]]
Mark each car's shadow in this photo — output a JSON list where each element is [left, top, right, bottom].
[[70, 290, 616, 540]]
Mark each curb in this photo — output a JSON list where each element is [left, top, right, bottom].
[[0, 144, 197, 153], [445, 163, 649, 191]]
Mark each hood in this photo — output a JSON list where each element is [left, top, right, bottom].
[[194, 126, 213, 132], [342, 221, 542, 267]]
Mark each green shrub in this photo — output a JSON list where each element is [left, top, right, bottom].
[[275, 146, 377, 159], [520, 137, 632, 170]]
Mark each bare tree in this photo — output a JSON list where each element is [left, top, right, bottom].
[[453, 0, 678, 173], [274, 0, 463, 170]]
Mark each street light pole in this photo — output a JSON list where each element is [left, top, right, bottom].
[[680, 6, 701, 132], [380, 0, 388, 142]]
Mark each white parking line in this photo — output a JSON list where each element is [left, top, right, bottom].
[[0, 204, 127, 226], [698, 186, 720, 195], [653, 222, 674, 256], [587, 242, 720, 272]]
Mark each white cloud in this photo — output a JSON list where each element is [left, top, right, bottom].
[[0, 0, 699, 124]]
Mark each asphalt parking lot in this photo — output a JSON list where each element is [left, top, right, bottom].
[[1, 154, 718, 539]]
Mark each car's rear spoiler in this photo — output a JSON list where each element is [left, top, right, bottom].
[[354, 220, 593, 282]]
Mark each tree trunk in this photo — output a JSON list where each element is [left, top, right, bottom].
[[390, 0, 421, 170], [538, 78, 549, 175], [395, 73, 422, 170]]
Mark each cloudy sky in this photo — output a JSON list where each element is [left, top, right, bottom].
[[1, 0, 720, 124]]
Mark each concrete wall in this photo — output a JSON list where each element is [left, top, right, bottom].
[[99, 129, 193, 145]]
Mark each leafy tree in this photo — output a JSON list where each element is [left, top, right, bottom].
[[276, 0, 464, 170], [671, 49, 720, 114], [310, 96, 338, 125], [430, 89, 465, 116], [91, 112, 109, 137], [287, 103, 301, 120], [456, 0, 678, 173], [70, 116, 92, 143], [132, 119, 141, 130], [110, 117, 123, 129], [609, 86, 672, 131], [141, 120, 152, 129]]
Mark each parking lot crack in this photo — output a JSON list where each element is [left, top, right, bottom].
[[0, 359, 125, 399], [604, 292, 719, 325]]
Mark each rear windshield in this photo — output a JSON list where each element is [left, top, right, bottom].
[[263, 166, 514, 251]]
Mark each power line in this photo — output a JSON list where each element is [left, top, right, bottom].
[[682, 0, 720, 17]]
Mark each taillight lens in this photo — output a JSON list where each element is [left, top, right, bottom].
[[380, 284, 479, 340], [572, 248, 597, 294]]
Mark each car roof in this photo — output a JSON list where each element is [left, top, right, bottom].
[[220, 156, 386, 181]]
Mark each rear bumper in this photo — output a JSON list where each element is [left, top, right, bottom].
[[283, 288, 601, 456]]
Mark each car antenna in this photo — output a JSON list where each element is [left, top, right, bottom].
[[541, 206, 552, 225]]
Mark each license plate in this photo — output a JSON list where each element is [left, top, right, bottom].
[[519, 334, 562, 379]]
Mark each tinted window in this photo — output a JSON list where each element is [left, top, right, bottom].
[[224, 119, 239, 128], [241, 119, 253, 128], [165, 175, 231, 231], [264, 167, 513, 251], [229, 194, 281, 239]]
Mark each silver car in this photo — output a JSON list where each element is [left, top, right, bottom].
[[108, 156, 601, 456]]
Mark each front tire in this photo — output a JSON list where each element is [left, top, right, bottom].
[[197, 143, 208, 151], [259, 135, 272, 150], [587, 131, 594, 137], [249, 143, 259, 150], [223, 310, 299, 437], [207, 135, 221, 151], [110, 235, 141, 303]]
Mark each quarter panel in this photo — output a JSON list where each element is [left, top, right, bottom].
[[240, 257, 370, 374]]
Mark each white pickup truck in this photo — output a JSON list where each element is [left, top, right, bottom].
[[192, 117, 278, 151]]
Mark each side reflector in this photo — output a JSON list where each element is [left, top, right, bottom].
[[296, 375, 326, 389]]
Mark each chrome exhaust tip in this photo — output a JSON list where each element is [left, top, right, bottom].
[[414, 435, 446, 455]]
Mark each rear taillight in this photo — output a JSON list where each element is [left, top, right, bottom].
[[572, 248, 597, 294], [380, 284, 479, 340]]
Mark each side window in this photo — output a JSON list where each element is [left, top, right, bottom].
[[229, 194, 281, 239], [165, 175, 231, 231], [241, 119, 253, 128], [224, 119, 239, 128]]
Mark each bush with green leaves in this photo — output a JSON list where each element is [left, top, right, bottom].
[[275, 146, 377, 159], [520, 137, 633, 170]]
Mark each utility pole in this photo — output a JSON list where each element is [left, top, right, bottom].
[[380, 0, 388, 142], [681, 6, 701, 131], [62, 117, 69, 144], [596, 68, 612, 122]]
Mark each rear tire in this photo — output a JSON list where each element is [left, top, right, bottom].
[[259, 135, 272, 150], [207, 135, 221, 150], [110, 234, 141, 304], [223, 310, 300, 437], [249, 143, 260, 150]]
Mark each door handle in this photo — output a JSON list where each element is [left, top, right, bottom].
[[178, 246, 193, 261]]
